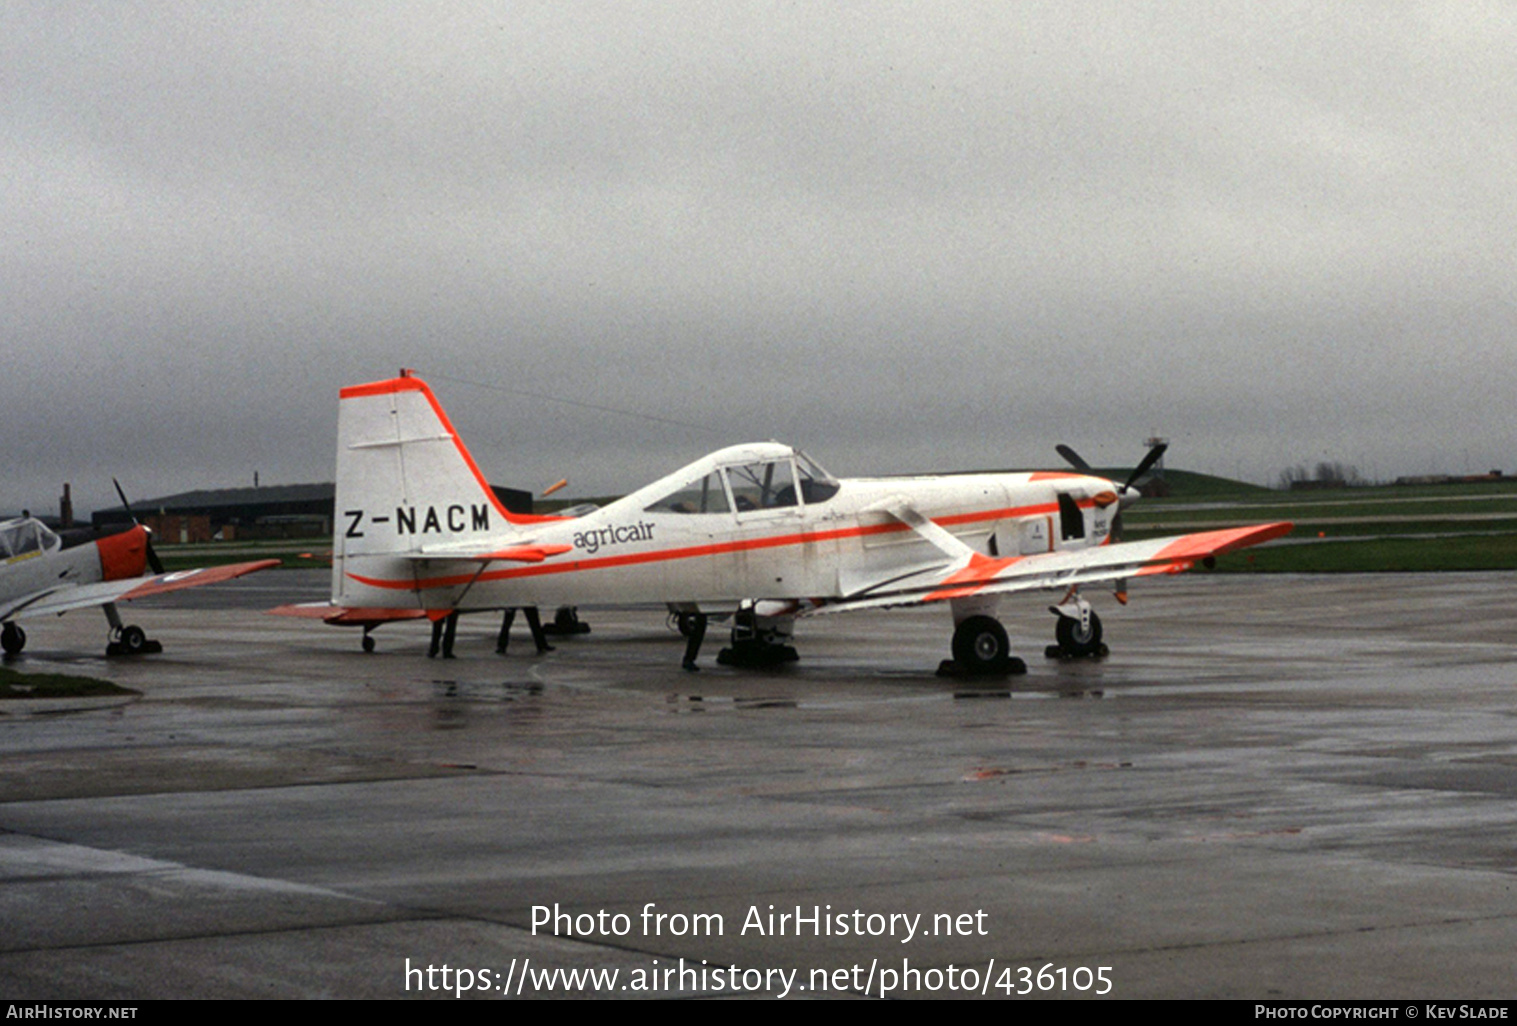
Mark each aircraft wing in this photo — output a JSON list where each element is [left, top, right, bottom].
[[2, 560, 281, 621], [810, 522, 1294, 616], [0, 590, 66, 622]]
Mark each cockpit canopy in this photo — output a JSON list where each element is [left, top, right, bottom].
[[0, 518, 61, 559], [642, 445, 840, 515]]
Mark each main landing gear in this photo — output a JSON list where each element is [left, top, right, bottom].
[[541, 606, 590, 637], [717, 604, 799, 668], [103, 604, 160, 656], [938, 590, 1110, 678], [0, 613, 161, 658], [671, 602, 799, 671], [938, 615, 1028, 678], [107, 624, 160, 656]]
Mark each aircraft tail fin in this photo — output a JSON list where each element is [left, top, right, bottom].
[[333, 373, 534, 572]]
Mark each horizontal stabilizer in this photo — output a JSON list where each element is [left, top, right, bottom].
[[410, 543, 574, 564], [268, 603, 431, 626]]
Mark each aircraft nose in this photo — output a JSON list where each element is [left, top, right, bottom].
[[97, 524, 150, 581]]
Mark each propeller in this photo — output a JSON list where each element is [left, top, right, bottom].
[[1055, 442, 1168, 497], [1055, 442, 1169, 545], [112, 478, 165, 575], [1122, 442, 1168, 494]]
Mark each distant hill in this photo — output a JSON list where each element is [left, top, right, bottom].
[[1037, 467, 1272, 500], [1144, 469, 1273, 500]]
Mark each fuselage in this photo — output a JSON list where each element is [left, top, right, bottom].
[[333, 442, 1121, 613]]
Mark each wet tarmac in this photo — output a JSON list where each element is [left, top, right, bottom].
[[1, 570, 1515, 999]]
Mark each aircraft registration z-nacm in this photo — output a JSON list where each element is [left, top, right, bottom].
[[276, 371, 1291, 674]]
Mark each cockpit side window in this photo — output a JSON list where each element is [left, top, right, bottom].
[[796, 453, 840, 504], [0, 520, 57, 558], [726, 460, 799, 511], [643, 472, 732, 515]]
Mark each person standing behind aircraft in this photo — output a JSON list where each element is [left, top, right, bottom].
[[497, 607, 554, 654], [428, 612, 459, 658]]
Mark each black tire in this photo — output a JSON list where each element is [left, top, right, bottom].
[[362, 634, 376, 653], [952, 615, 1010, 674], [1055, 610, 1103, 658], [120, 625, 148, 655], [1, 623, 25, 655]]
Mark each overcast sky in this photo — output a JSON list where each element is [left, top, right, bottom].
[[4, 2, 1514, 516]]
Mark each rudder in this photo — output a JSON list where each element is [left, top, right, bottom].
[[332, 373, 517, 597]]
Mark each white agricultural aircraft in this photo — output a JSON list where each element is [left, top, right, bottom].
[[274, 371, 1292, 674], [1, 503, 279, 657]]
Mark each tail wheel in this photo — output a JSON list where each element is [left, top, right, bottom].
[[1055, 611, 1103, 657], [2, 623, 25, 655], [952, 615, 1010, 674]]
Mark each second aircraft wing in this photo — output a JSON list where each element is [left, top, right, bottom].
[[5, 560, 281, 621], [811, 521, 1294, 616]]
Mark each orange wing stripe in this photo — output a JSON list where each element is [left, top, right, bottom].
[[1150, 522, 1294, 562], [118, 559, 281, 601]]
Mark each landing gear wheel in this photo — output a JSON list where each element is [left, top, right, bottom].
[[717, 608, 798, 667], [120, 625, 148, 654], [951, 615, 1011, 675], [107, 624, 160, 656], [1053, 610, 1104, 658], [362, 633, 376, 653], [543, 606, 590, 636], [1, 623, 25, 655], [716, 638, 799, 667]]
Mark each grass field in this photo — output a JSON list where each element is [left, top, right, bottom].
[[155, 541, 324, 573], [0, 665, 138, 700], [1124, 474, 1517, 572]]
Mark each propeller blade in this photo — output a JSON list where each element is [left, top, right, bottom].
[[112, 478, 134, 517], [1055, 444, 1093, 473], [112, 478, 165, 575], [144, 536, 165, 576], [1123, 443, 1168, 493]]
